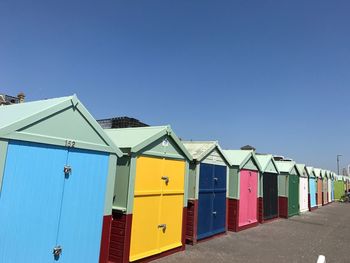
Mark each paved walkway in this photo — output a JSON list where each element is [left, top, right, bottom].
[[156, 202, 350, 263]]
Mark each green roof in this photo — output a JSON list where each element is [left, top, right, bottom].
[[182, 141, 232, 165], [105, 125, 192, 160], [320, 170, 327, 178], [223, 150, 262, 171], [0, 95, 122, 156], [306, 166, 315, 177], [255, 154, 280, 173], [296, 164, 307, 177], [313, 168, 322, 178], [275, 160, 299, 175], [0, 96, 71, 132]]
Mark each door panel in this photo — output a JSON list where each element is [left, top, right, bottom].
[[134, 156, 163, 195], [212, 165, 227, 234], [197, 163, 214, 240], [197, 192, 213, 239], [130, 157, 164, 261], [159, 159, 185, 250], [162, 159, 185, 194], [299, 178, 308, 212], [288, 175, 299, 216], [159, 195, 183, 252], [212, 191, 226, 235], [323, 180, 328, 204], [317, 180, 323, 205], [130, 196, 161, 261], [0, 141, 66, 263], [213, 165, 227, 190], [199, 163, 214, 190], [263, 173, 278, 219], [238, 170, 249, 226], [247, 171, 258, 223], [55, 149, 109, 263], [309, 178, 317, 207]]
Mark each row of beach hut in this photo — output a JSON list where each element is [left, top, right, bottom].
[[0, 95, 349, 263]]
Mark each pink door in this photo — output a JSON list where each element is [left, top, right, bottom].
[[248, 170, 258, 224], [239, 170, 249, 226], [239, 170, 258, 227]]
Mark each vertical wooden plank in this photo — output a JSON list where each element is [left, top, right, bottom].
[[0, 141, 66, 262], [0, 139, 8, 193], [56, 148, 109, 263]]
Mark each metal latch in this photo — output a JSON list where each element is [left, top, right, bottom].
[[161, 176, 169, 185], [212, 211, 217, 216], [214, 177, 218, 182], [53, 246, 62, 259], [64, 166, 72, 178], [158, 224, 167, 232]]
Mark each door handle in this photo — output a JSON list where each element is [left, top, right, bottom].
[[248, 188, 252, 192], [214, 177, 218, 182], [53, 246, 62, 259], [161, 176, 169, 185], [212, 211, 217, 216], [158, 224, 167, 232], [63, 166, 71, 178]]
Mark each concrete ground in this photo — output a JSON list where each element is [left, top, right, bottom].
[[155, 202, 350, 263]]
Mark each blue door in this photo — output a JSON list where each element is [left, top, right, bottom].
[[197, 163, 226, 240], [331, 181, 335, 201], [0, 141, 67, 263], [55, 149, 109, 263], [0, 141, 109, 263], [197, 163, 214, 240], [212, 165, 227, 235], [309, 177, 317, 208]]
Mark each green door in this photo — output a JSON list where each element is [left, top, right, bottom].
[[288, 175, 299, 217]]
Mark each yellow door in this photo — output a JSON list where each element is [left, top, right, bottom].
[[130, 157, 186, 261], [129, 156, 163, 262], [158, 159, 185, 252]]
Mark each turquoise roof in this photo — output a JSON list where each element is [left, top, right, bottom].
[[105, 125, 192, 160], [223, 150, 262, 171], [255, 154, 280, 173]]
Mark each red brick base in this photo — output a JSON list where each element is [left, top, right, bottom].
[[228, 198, 259, 232], [258, 197, 264, 223], [278, 196, 288, 219], [186, 200, 198, 245], [108, 207, 187, 263], [108, 211, 132, 263]]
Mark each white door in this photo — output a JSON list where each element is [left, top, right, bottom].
[[299, 177, 309, 212]]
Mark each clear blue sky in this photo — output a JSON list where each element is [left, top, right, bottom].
[[1, 1, 349, 172]]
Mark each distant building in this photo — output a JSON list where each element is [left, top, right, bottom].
[[0, 93, 25, 105], [273, 155, 285, 161], [97, 116, 149, 129], [240, 145, 256, 151]]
